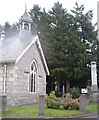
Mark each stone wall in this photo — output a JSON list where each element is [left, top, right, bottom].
[[11, 42, 46, 106], [0, 63, 15, 96], [87, 92, 99, 103], [0, 63, 15, 105], [0, 41, 47, 106]]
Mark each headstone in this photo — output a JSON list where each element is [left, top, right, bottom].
[[79, 94, 87, 113], [38, 94, 45, 116]]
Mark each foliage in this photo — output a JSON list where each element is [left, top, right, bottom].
[[63, 99, 79, 110], [0, 2, 97, 90], [46, 91, 80, 110], [46, 91, 61, 109], [0, 24, 3, 32], [3, 22, 18, 38], [97, 40, 99, 87], [63, 93, 73, 98], [87, 85, 91, 92], [29, 2, 97, 89], [69, 87, 80, 98]]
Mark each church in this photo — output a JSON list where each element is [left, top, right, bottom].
[[0, 7, 49, 106]]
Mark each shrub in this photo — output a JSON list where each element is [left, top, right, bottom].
[[63, 96, 79, 110], [46, 99, 60, 109], [46, 91, 80, 110], [70, 99, 80, 110], [69, 87, 80, 98], [46, 91, 61, 109], [87, 86, 91, 93], [63, 93, 73, 99]]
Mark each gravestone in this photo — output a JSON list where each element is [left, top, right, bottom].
[[38, 94, 45, 116]]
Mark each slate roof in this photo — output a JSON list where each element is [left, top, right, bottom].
[[19, 11, 33, 23], [0, 10, 49, 75], [0, 30, 36, 62]]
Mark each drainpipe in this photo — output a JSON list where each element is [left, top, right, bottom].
[[3, 64, 7, 95]]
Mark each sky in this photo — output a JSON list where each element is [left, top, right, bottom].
[[0, 0, 98, 25]]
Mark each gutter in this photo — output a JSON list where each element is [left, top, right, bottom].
[[0, 60, 15, 63]]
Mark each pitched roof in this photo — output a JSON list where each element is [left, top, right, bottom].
[[0, 31, 35, 62], [0, 9, 49, 75], [0, 31, 49, 75], [19, 11, 32, 23]]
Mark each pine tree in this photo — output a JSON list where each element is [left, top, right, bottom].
[[29, 2, 97, 90]]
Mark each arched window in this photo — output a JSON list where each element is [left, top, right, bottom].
[[24, 23, 29, 30], [30, 62, 36, 93]]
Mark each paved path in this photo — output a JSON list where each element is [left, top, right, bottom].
[[0, 112, 99, 120], [80, 112, 98, 119]]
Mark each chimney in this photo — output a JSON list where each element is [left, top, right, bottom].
[[1, 30, 5, 41]]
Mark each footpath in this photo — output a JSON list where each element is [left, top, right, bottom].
[[79, 112, 98, 118], [0, 112, 98, 120]]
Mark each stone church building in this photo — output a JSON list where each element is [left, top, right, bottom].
[[0, 8, 49, 106]]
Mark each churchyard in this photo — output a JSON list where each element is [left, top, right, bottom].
[[0, 1, 99, 119], [0, 102, 97, 118], [0, 61, 98, 118], [0, 55, 98, 119], [0, 90, 98, 118]]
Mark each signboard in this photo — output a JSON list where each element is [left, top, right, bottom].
[[81, 89, 87, 94]]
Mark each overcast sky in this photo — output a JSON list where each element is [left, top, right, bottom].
[[0, 0, 98, 25]]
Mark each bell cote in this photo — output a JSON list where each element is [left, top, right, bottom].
[[19, 5, 32, 31]]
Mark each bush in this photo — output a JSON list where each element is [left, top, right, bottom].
[[63, 95, 79, 110], [46, 91, 61, 109], [87, 86, 91, 93], [69, 87, 80, 98], [47, 99, 60, 109], [63, 93, 73, 99], [46, 91, 80, 110]]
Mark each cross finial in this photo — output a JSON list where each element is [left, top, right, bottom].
[[25, 2, 27, 12]]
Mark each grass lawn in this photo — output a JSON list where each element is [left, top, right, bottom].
[[87, 103, 98, 112], [2, 103, 97, 117]]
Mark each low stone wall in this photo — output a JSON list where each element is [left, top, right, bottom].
[[87, 92, 99, 103], [7, 94, 38, 106], [1, 93, 42, 107]]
